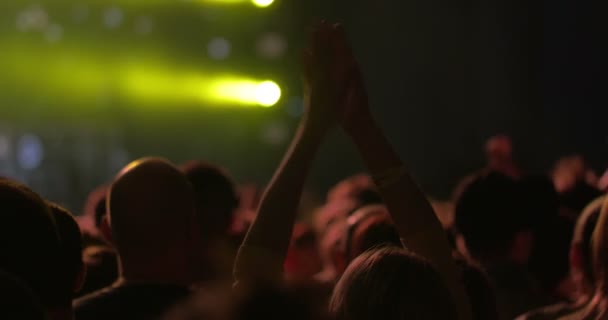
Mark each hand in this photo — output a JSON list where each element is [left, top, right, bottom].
[[302, 22, 351, 133]]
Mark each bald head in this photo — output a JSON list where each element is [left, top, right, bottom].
[[108, 158, 196, 264]]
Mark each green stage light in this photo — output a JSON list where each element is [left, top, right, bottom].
[[252, 0, 274, 8], [0, 39, 282, 108], [200, 0, 274, 7], [207, 78, 281, 107]]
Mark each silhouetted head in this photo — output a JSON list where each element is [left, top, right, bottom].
[[166, 283, 331, 320], [454, 172, 533, 264], [0, 178, 62, 308], [330, 246, 457, 320], [181, 161, 239, 239], [0, 270, 46, 320], [106, 158, 197, 282], [48, 202, 85, 306], [553, 155, 601, 213], [485, 135, 513, 163]]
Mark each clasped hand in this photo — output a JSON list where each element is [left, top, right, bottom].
[[302, 21, 373, 136]]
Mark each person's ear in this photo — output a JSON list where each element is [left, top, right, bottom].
[[101, 215, 113, 245], [74, 263, 87, 293]]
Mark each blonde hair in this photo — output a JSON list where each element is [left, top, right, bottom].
[[330, 246, 457, 320]]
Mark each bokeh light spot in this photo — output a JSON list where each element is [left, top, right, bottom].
[[256, 81, 281, 107]]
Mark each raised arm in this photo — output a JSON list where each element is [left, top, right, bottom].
[[233, 23, 348, 286], [339, 64, 472, 319]]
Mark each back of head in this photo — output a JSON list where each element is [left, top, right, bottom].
[[48, 202, 84, 304], [0, 178, 61, 308], [181, 161, 239, 239], [166, 283, 331, 320], [108, 158, 196, 266], [0, 270, 46, 320], [454, 171, 531, 261], [330, 246, 457, 320]]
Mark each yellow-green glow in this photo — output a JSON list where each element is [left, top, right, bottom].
[[0, 39, 282, 108], [206, 79, 281, 106], [255, 81, 281, 106], [199, 0, 274, 7], [252, 0, 274, 7]]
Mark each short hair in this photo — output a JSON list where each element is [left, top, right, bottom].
[[330, 246, 458, 320], [454, 172, 532, 259], [181, 161, 239, 238], [0, 178, 62, 307], [48, 202, 84, 304], [108, 158, 196, 263], [0, 269, 46, 320]]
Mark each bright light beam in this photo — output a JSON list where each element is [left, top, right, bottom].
[[199, 0, 275, 7], [252, 0, 274, 8], [0, 40, 282, 108]]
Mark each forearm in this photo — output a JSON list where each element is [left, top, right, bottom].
[[349, 120, 472, 320], [234, 123, 324, 284], [350, 121, 439, 234]]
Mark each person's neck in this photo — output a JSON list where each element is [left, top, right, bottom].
[[48, 307, 75, 320]]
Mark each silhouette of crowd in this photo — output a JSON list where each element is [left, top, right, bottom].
[[1, 22, 607, 320]]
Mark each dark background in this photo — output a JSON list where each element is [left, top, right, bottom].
[[0, 0, 606, 212]]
